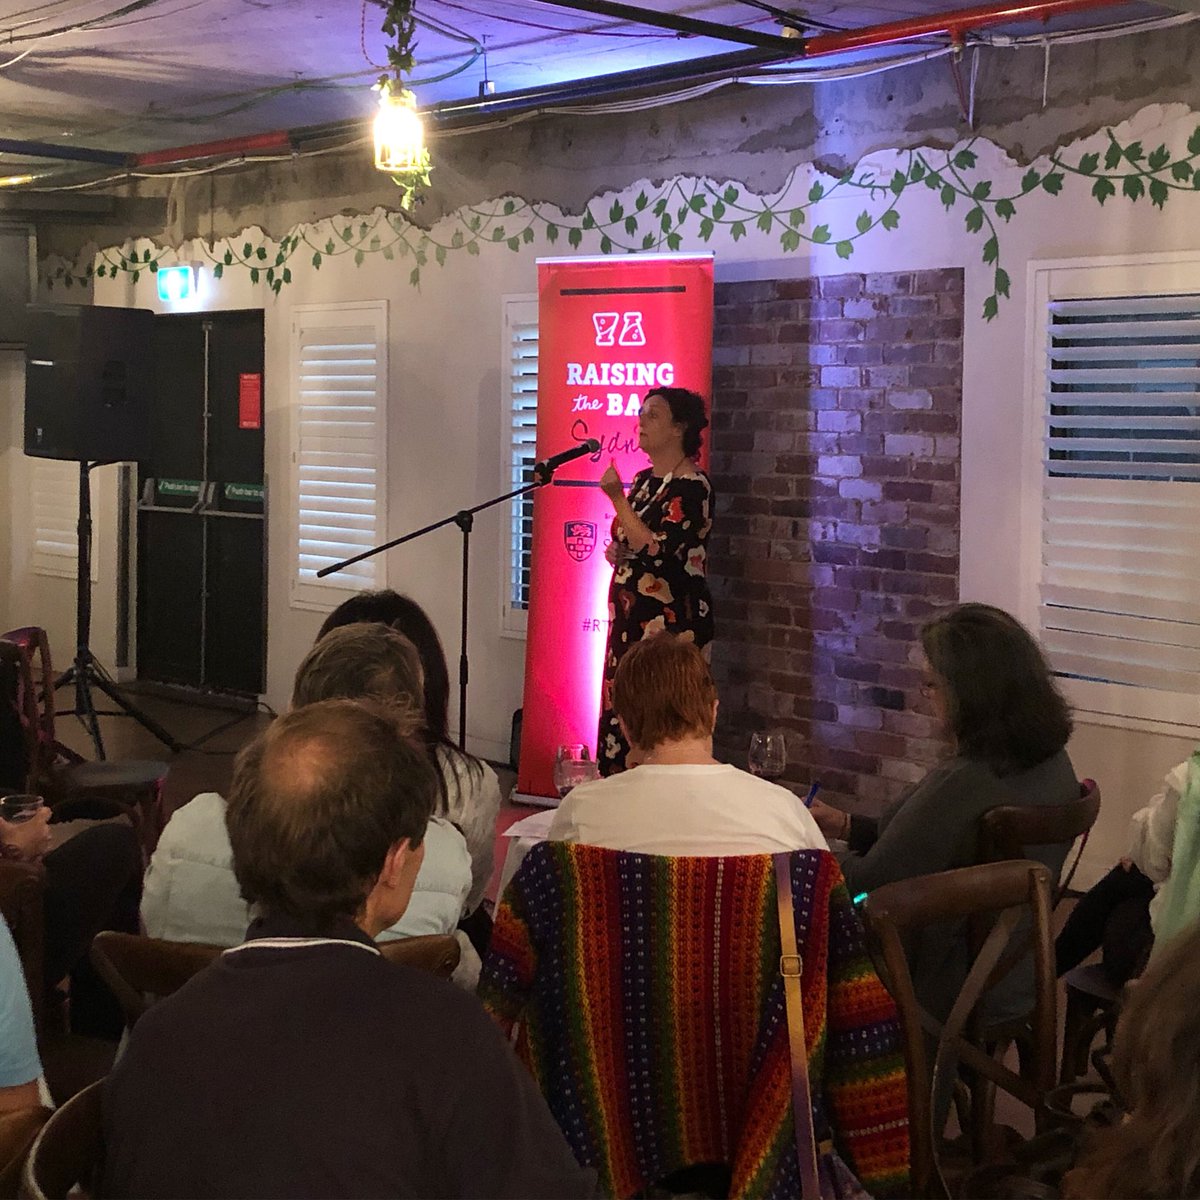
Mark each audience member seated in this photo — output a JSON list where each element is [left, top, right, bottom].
[[1064, 919, 1200, 1199], [810, 603, 1079, 1021], [104, 700, 595, 1199], [1057, 748, 1200, 985], [547, 633, 826, 854], [0, 917, 45, 1113], [481, 841, 907, 1197], [1, 801, 140, 1038], [142, 624, 477, 982], [318, 591, 502, 948]]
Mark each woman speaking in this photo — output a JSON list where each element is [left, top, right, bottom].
[[597, 387, 714, 774]]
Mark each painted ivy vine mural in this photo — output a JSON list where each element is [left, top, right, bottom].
[[42, 121, 1200, 321]]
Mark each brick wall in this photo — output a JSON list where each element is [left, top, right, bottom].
[[707, 269, 964, 817]]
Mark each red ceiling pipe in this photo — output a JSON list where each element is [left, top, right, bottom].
[[133, 130, 291, 169], [803, 0, 1126, 56]]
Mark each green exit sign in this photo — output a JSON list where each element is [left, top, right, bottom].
[[224, 483, 264, 502]]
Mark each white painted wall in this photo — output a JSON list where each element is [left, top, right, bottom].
[[8, 103, 1199, 842], [0, 351, 85, 669]]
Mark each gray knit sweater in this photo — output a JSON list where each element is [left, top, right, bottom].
[[841, 749, 1079, 1022]]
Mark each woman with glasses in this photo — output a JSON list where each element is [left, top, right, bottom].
[[809, 602, 1080, 1020]]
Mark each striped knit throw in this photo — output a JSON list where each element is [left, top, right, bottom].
[[480, 844, 909, 1199]]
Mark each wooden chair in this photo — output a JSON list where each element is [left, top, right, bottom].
[[0, 1107, 51, 1200], [481, 844, 911, 1200], [0, 628, 169, 858], [979, 780, 1106, 1088], [861, 860, 1056, 1199], [378, 933, 460, 978], [979, 779, 1101, 906], [1058, 963, 1122, 1086], [90, 932, 222, 1030], [18, 1079, 103, 1200], [0, 643, 31, 795], [91, 930, 461, 1030]]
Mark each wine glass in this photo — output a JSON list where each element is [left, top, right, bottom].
[[748, 731, 787, 780], [0, 794, 44, 824], [553, 743, 597, 799]]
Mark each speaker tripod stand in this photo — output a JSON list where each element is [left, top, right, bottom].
[[54, 460, 182, 761]]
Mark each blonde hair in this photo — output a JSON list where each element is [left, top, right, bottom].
[[292, 622, 423, 728], [1065, 922, 1200, 1198]]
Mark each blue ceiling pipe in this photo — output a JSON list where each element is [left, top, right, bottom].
[[0, 138, 131, 167]]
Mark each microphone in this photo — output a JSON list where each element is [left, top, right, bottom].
[[533, 438, 601, 481]]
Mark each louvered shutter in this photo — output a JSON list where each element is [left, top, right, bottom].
[[31, 458, 94, 580], [1039, 294, 1200, 715], [290, 303, 387, 609], [502, 298, 538, 634]]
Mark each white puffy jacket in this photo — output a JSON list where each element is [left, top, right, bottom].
[[1128, 757, 1193, 934], [141, 793, 480, 985]]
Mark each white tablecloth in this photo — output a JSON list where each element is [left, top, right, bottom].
[[496, 809, 556, 902]]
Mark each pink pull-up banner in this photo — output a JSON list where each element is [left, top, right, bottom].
[[516, 254, 714, 802]]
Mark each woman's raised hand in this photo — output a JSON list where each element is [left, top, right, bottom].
[[599, 462, 625, 501]]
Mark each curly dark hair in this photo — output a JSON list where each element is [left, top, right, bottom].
[[1065, 921, 1200, 1199], [921, 603, 1073, 775], [646, 387, 709, 458]]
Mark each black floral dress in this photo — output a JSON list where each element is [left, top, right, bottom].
[[598, 468, 715, 774]]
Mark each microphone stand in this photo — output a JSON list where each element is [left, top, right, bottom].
[[317, 464, 567, 751]]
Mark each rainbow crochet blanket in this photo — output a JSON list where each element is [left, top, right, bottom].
[[480, 844, 909, 1199]]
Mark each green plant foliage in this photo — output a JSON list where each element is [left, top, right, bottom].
[[40, 123, 1200, 324]]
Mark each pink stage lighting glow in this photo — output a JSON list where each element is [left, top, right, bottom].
[[516, 254, 714, 801]]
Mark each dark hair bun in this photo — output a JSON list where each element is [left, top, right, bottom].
[[650, 387, 709, 458]]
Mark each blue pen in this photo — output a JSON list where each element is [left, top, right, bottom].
[[804, 781, 820, 808]]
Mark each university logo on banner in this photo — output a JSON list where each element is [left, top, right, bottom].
[[563, 520, 596, 562], [516, 254, 714, 801]]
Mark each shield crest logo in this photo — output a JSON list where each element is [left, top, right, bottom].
[[564, 520, 597, 562]]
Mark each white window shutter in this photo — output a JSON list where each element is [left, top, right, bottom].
[[501, 297, 538, 635], [290, 303, 387, 611], [1040, 293, 1200, 724], [31, 458, 95, 580]]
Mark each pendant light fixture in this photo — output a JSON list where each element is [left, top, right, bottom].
[[373, 0, 429, 204]]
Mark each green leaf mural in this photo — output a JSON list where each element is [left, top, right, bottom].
[[40, 120, 1200, 326]]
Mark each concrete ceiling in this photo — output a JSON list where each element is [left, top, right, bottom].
[[0, 0, 1177, 179]]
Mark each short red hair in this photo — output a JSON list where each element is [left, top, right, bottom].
[[612, 634, 716, 751]]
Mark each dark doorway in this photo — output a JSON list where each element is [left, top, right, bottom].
[[137, 310, 266, 696]]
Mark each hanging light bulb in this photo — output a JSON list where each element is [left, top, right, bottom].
[[373, 80, 427, 176]]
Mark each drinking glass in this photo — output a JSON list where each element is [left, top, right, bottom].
[[748, 731, 787, 780], [555, 743, 589, 766], [553, 744, 597, 798], [0, 794, 44, 825]]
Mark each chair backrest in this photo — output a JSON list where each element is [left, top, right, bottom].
[[0, 643, 40, 796], [0, 630, 59, 792], [979, 779, 1101, 902], [0, 1106, 51, 1200], [18, 1080, 103, 1200], [480, 843, 910, 1200], [378, 933, 460, 979], [92, 930, 463, 1030], [90, 932, 222, 1030], [0, 864, 46, 1037], [861, 860, 1055, 1200]]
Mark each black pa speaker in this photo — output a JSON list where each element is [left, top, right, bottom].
[[24, 304, 154, 461]]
